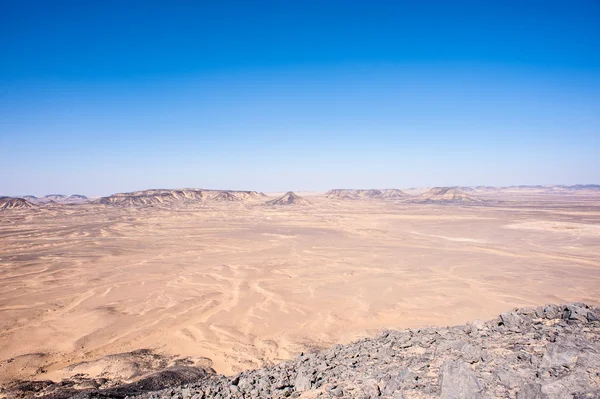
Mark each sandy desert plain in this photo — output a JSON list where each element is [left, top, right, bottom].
[[0, 187, 599, 389]]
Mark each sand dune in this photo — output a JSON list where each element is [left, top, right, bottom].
[[0, 191, 599, 387]]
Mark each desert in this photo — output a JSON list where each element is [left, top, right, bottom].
[[1, 187, 599, 397]]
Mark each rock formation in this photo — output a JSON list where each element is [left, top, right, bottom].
[[5, 303, 598, 399], [65, 194, 88, 201], [96, 189, 262, 207], [21, 195, 39, 201], [43, 194, 68, 201], [412, 187, 482, 204], [265, 192, 310, 206], [326, 189, 408, 200], [213, 191, 242, 202], [379, 189, 409, 199], [17, 195, 89, 204], [0, 197, 35, 210]]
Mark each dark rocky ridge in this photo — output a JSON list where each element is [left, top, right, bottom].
[[265, 192, 310, 206], [0, 197, 35, 210], [138, 303, 599, 399], [325, 189, 408, 200], [4, 303, 598, 398], [96, 189, 262, 207], [411, 187, 483, 204], [43, 194, 68, 200]]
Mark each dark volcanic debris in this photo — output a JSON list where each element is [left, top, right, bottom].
[[5, 303, 598, 398]]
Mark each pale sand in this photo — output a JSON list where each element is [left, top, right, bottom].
[[0, 193, 599, 384]]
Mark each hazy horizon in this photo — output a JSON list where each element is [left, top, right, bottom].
[[2, 2, 599, 196], [4, 183, 600, 199]]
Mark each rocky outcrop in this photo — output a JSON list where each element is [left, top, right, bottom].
[[379, 189, 409, 199], [412, 187, 483, 204], [17, 195, 89, 204], [65, 194, 88, 202], [43, 194, 68, 201], [141, 302, 599, 399], [5, 303, 597, 398], [326, 189, 408, 200], [0, 197, 35, 210], [265, 192, 310, 206], [96, 189, 262, 207], [21, 195, 39, 201]]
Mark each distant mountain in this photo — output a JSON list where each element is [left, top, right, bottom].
[[326, 188, 408, 200], [44, 194, 67, 200], [559, 184, 600, 191], [98, 192, 176, 206], [265, 191, 310, 206], [97, 189, 262, 206], [325, 189, 358, 199], [0, 197, 35, 210], [412, 187, 483, 204], [213, 191, 242, 201], [379, 189, 409, 199], [418, 185, 600, 195]]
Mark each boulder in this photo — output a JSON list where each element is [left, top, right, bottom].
[[439, 361, 482, 399]]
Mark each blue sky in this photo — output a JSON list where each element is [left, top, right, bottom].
[[1, 1, 599, 196]]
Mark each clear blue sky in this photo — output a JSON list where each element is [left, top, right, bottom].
[[1, 1, 599, 196]]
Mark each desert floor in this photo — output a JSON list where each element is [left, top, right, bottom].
[[1, 194, 599, 385]]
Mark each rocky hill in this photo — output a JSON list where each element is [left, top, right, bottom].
[[326, 189, 408, 200], [5, 303, 598, 399], [412, 187, 483, 204], [325, 189, 357, 200], [21, 195, 39, 202], [265, 192, 310, 206], [97, 192, 178, 206], [43, 194, 68, 201], [379, 189, 409, 199], [0, 197, 35, 210], [16, 195, 89, 204], [96, 189, 262, 207], [460, 185, 600, 195], [65, 194, 88, 201]]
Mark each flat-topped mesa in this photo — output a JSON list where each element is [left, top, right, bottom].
[[97, 192, 178, 206], [96, 189, 263, 206], [265, 191, 310, 206], [44, 194, 68, 201], [325, 188, 408, 200], [66, 194, 88, 200], [0, 196, 35, 210], [325, 189, 356, 199], [413, 186, 483, 204]]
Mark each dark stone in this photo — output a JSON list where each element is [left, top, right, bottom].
[[439, 361, 482, 399], [500, 312, 525, 330], [517, 383, 547, 399]]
